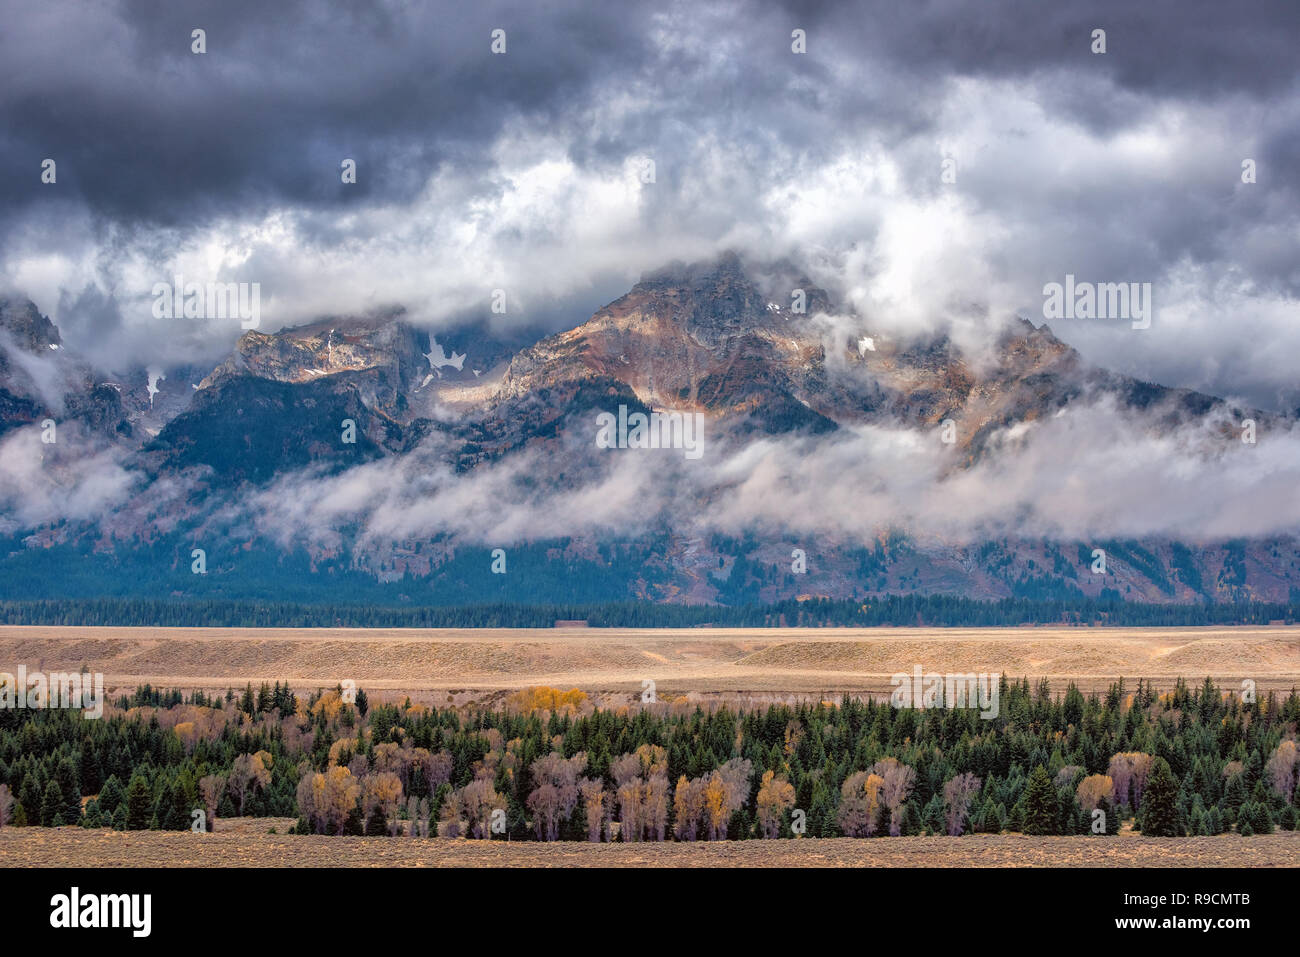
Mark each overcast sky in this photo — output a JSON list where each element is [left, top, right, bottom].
[[2, 0, 1298, 409]]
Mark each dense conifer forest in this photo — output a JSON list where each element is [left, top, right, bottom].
[[2, 595, 1297, 628], [2, 679, 1297, 842]]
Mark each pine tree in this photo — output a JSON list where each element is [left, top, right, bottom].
[[1093, 795, 1118, 836], [19, 773, 42, 820], [1139, 758, 1183, 836], [82, 799, 103, 828], [1021, 765, 1057, 835], [78, 748, 102, 795], [163, 783, 190, 831], [921, 794, 945, 834], [40, 780, 64, 827], [54, 757, 81, 823], [125, 773, 154, 830], [1222, 771, 1246, 814], [1248, 801, 1274, 835]]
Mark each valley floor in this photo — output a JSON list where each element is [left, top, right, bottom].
[[3, 822, 1297, 868], [2, 624, 1297, 702]]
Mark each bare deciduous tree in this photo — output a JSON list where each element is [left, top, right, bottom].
[[579, 777, 606, 842], [942, 772, 981, 836], [698, 758, 752, 840], [870, 758, 916, 836], [673, 775, 704, 841], [837, 771, 885, 837], [198, 774, 224, 829], [526, 751, 586, 841], [1054, 765, 1082, 789], [609, 747, 671, 841], [227, 750, 273, 815], [0, 784, 14, 829], [1265, 740, 1298, 802], [644, 772, 670, 842], [459, 777, 506, 839], [1107, 752, 1154, 810]]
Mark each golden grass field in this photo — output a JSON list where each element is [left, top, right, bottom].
[[1, 624, 1296, 704], [3, 819, 1296, 867], [3, 625, 1298, 867]]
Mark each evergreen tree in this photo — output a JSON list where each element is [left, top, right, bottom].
[[162, 783, 190, 831], [124, 773, 154, 830], [54, 757, 81, 823], [921, 794, 945, 834], [1222, 772, 1246, 815], [1139, 758, 1183, 836], [78, 748, 102, 795], [19, 773, 42, 820], [81, 799, 103, 828], [1247, 801, 1274, 835], [1093, 795, 1118, 836], [40, 780, 64, 827], [1021, 765, 1057, 835]]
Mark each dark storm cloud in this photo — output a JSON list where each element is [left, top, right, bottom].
[[1, 0, 1297, 406], [0, 0, 659, 224], [10, 0, 1291, 228], [780, 0, 1300, 101]]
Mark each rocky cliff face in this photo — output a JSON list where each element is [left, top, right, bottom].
[[490, 253, 1234, 461], [199, 311, 430, 413], [0, 256, 1290, 605], [0, 298, 61, 353], [495, 252, 837, 436], [0, 297, 131, 442], [141, 311, 438, 482]]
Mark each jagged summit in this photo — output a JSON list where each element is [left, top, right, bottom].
[[200, 308, 428, 392], [0, 258, 1281, 607], [0, 298, 62, 353], [0, 256, 1244, 473]]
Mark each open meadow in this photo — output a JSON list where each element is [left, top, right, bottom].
[[3, 819, 1297, 867], [1, 624, 1297, 704], [4, 624, 1298, 869]]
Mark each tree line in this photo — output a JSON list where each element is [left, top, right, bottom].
[[2, 678, 1298, 841], [2, 595, 1297, 629]]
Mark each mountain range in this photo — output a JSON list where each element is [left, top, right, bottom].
[[1, 253, 1294, 608]]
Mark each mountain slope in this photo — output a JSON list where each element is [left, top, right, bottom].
[[0, 255, 1292, 607]]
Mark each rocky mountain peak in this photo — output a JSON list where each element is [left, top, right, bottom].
[[0, 298, 62, 353], [199, 309, 430, 394]]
